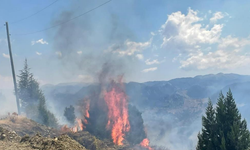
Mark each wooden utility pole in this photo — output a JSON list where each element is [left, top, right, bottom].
[[5, 22, 21, 115]]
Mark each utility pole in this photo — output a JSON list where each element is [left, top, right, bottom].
[[5, 22, 21, 115]]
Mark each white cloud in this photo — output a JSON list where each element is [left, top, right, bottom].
[[136, 54, 144, 60], [157, 8, 250, 70], [31, 39, 48, 45], [36, 52, 42, 55], [160, 8, 223, 51], [2, 53, 10, 59], [210, 12, 224, 23], [218, 35, 250, 49], [108, 39, 151, 56], [142, 67, 157, 73], [145, 59, 160, 65], [180, 50, 250, 70], [77, 51, 82, 55], [55, 51, 62, 57]]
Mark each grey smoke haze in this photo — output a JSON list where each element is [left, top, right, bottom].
[[0, 90, 17, 115], [50, 0, 140, 83]]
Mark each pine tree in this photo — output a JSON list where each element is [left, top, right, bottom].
[[18, 59, 31, 110], [196, 100, 216, 150], [222, 89, 250, 150], [197, 89, 250, 150], [196, 132, 203, 150], [215, 92, 226, 150], [17, 59, 58, 128]]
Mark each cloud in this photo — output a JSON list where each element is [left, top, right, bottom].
[[108, 39, 151, 56], [2, 53, 10, 59], [142, 67, 157, 73], [157, 8, 250, 70], [210, 12, 224, 23], [160, 8, 223, 52], [218, 35, 250, 49], [180, 50, 250, 70], [77, 51, 82, 55], [145, 59, 160, 65], [55, 51, 62, 57], [36, 52, 42, 55], [136, 54, 144, 60], [31, 39, 48, 45]]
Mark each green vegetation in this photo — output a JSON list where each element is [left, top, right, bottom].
[[197, 89, 250, 150], [17, 59, 58, 128]]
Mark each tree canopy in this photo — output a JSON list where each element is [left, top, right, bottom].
[[197, 89, 250, 150], [17, 59, 58, 128]]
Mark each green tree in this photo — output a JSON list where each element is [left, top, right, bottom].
[[64, 105, 76, 125], [17, 59, 31, 110], [17, 59, 58, 128], [197, 89, 250, 150], [196, 100, 217, 150]]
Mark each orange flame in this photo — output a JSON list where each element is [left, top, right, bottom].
[[76, 118, 84, 131], [85, 102, 90, 118], [140, 138, 153, 150], [84, 101, 90, 124], [104, 78, 130, 145], [61, 118, 85, 133]]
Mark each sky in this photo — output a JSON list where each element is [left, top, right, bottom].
[[1, 0, 250, 90]]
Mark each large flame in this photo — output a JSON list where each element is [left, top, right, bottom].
[[104, 78, 130, 145], [140, 138, 153, 150]]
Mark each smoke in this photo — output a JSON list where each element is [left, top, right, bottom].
[[0, 90, 17, 115], [141, 109, 201, 150], [46, 0, 142, 124], [49, 0, 138, 82]]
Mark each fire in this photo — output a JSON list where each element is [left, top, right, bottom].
[[104, 78, 130, 145], [61, 118, 85, 133], [76, 118, 84, 131], [140, 138, 153, 150], [84, 101, 90, 124], [85, 102, 90, 118], [61, 99, 90, 133]]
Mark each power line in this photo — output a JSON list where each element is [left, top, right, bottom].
[[10, 0, 60, 24], [12, 0, 112, 36]]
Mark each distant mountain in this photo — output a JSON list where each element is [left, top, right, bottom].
[[41, 73, 250, 150]]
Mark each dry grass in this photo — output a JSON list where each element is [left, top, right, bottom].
[[0, 116, 59, 137]]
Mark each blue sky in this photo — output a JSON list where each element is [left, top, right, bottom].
[[1, 0, 250, 89]]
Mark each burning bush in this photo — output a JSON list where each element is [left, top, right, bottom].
[[77, 78, 147, 146]]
